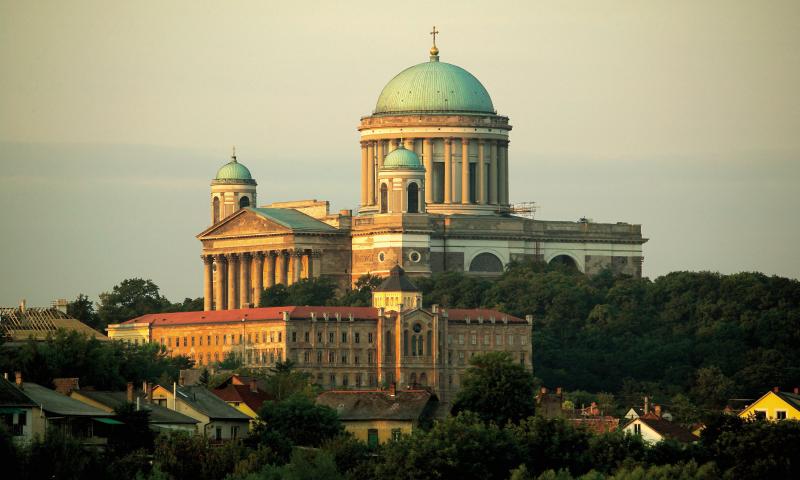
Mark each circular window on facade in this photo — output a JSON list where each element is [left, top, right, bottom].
[[378, 252, 386, 263], [408, 250, 421, 263], [413, 323, 422, 333]]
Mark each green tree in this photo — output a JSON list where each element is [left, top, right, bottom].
[[261, 360, 315, 401], [97, 278, 172, 329], [254, 394, 343, 447], [67, 293, 99, 329], [337, 274, 383, 306], [451, 352, 536, 425]]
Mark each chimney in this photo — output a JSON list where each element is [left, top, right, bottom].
[[19, 299, 26, 313], [14, 371, 22, 388], [431, 304, 438, 314], [654, 404, 662, 418], [250, 379, 258, 393], [525, 314, 533, 325], [773, 386, 780, 393], [644, 396, 650, 415], [389, 382, 396, 397], [127, 382, 134, 403]]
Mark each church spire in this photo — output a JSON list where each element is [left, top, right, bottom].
[[429, 25, 440, 62]]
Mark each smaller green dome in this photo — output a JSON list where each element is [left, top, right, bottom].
[[213, 153, 256, 185], [382, 145, 425, 170]]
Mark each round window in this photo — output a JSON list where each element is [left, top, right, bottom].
[[408, 250, 421, 263], [412, 323, 422, 333], [378, 252, 386, 263]]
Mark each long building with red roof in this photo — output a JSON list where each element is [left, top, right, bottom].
[[108, 266, 532, 402]]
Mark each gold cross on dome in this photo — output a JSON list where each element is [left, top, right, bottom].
[[430, 26, 439, 46]]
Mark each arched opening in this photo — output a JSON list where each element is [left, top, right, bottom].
[[403, 330, 409, 357], [407, 182, 419, 213], [213, 197, 220, 223], [426, 331, 432, 356], [419, 372, 427, 386], [469, 252, 504, 273], [411, 334, 417, 356], [418, 335, 424, 356], [409, 372, 417, 386], [239, 196, 250, 209], [385, 330, 392, 356], [380, 183, 388, 213], [549, 254, 580, 272]]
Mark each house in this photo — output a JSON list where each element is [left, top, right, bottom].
[[738, 387, 800, 421], [151, 383, 250, 441], [0, 374, 43, 444], [211, 375, 272, 420], [621, 405, 697, 444], [70, 383, 199, 434], [316, 384, 437, 447], [14, 378, 120, 447], [0, 302, 108, 345]]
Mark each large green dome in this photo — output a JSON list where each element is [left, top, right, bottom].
[[213, 155, 256, 185], [382, 145, 424, 170], [374, 58, 495, 115]]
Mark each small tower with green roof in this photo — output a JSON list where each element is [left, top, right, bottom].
[[377, 144, 426, 214], [210, 147, 257, 224]]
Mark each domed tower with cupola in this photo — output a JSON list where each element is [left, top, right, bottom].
[[377, 144, 426, 214], [210, 148, 257, 224], [358, 27, 512, 216]]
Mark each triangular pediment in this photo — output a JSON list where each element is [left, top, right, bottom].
[[197, 209, 292, 239]]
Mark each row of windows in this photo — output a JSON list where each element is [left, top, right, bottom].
[[446, 350, 527, 366], [316, 372, 376, 388], [447, 333, 528, 347], [300, 349, 376, 365], [161, 331, 284, 348]]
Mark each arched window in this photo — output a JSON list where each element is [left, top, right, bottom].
[[469, 252, 504, 273], [409, 372, 417, 386], [411, 335, 417, 356], [213, 197, 220, 223], [380, 183, 388, 213], [403, 330, 409, 357], [549, 254, 580, 272], [419, 372, 427, 386], [239, 196, 250, 209], [407, 182, 419, 213], [418, 335, 424, 356], [426, 331, 432, 356]]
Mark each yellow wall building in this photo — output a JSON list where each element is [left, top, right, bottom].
[[739, 388, 800, 421]]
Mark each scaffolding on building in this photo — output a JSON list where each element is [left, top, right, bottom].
[[510, 202, 538, 220]]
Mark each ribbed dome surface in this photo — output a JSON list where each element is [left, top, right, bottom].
[[382, 145, 424, 170], [215, 160, 252, 181], [374, 61, 494, 115]]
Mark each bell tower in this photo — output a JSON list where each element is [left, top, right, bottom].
[[210, 147, 257, 224]]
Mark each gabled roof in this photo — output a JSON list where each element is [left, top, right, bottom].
[[0, 307, 107, 341], [740, 390, 800, 417], [316, 389, 436, 421], [444, 308, 526, 323], [623, 416, 697, 443], [21, 383, 112, 417], [374, 265, 420, 292], [212, 384, 272, 413], [73, 390, 198, 425], [0, 378, 37, 407], [248, 208, 337, 232], [168, 385, 250, 421]]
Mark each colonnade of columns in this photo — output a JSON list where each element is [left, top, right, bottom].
[[203, 249, 322, 311], [360, 137, 510, 208]]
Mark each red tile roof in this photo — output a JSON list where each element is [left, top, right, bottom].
[[212, 384, 272, 413], [119, 306, 524, 326]]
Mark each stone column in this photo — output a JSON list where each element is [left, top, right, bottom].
[[377, 140, 384, 170], [253, 252, 264, 308], [227, 253, 238, 310], [214, 255, 226, 311], [277, 251, 288, 285], [360, 142, 368, 207], [443, 138, 452, 204], [388, 138, 398, 153], [502, 141, 510, 205], [203, 255, 213, 311], [239, 253, 250, 307], [478, 140, 487, 204], [489, 140, 498, 205], [265, 251, 276, 288], [423, 138, 433, 204], [461, 138, 470, 204], [404, 137, 414, 151], [311, 250, 322, 278], [367, 141, 375, 206], [292, 250, 303, 284]]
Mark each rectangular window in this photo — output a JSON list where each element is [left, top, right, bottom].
[[508, 334, 514, 346], [470, 334, 477, 345], [458, 351, 465, 365], [231, 425, 239, 440], [341, 351, 348, 364], [777, 410, 787, 420], [291, 331, 297, 342], [317, 350, 323, 364], [495, 334, 502, 346], [520, 335, 527, 345], [329, 332, 335, 344], [633, 424, 641, 435], [303, 351, 310, 363], [183, 337, 187, 347], [317, 331, 323, 343], [167, 337, 171, 347], [215, 335, 219, 345], [239, 334, 243, 344], [215, 427, 222, 441], [304, 331, 310, 342], [367, 429, 379, 448], [356, 373, 362, 386], [342, 332, 348, 343], [354, 353, 360, 365], [368, 351, 374, 364], [223, 335, 227, 345], [391, 428, 402, 441], [342, 374, 349, 387], [447, 334, 453, 345], [247, 333, 251, 344], [754, 410, 767, 420], [329, 374, 336, 387], [520, 352, 526, 365], [483, 334, 490, 346], [458, 334, 465, 345], [328, 351, 336, 363], [278, 332, 282, 342], [270, 332, 275, 343], [207, 335, 211, 345], [355, 332, 360, 344], [198, 336, 203, 346], [447, 350, 452, 365], [368, 332, 374, 344]]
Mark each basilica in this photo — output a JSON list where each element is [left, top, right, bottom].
[[196, 38, 646, 312]]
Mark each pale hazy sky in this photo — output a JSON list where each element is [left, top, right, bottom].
[[1, 0, 798, 306]]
